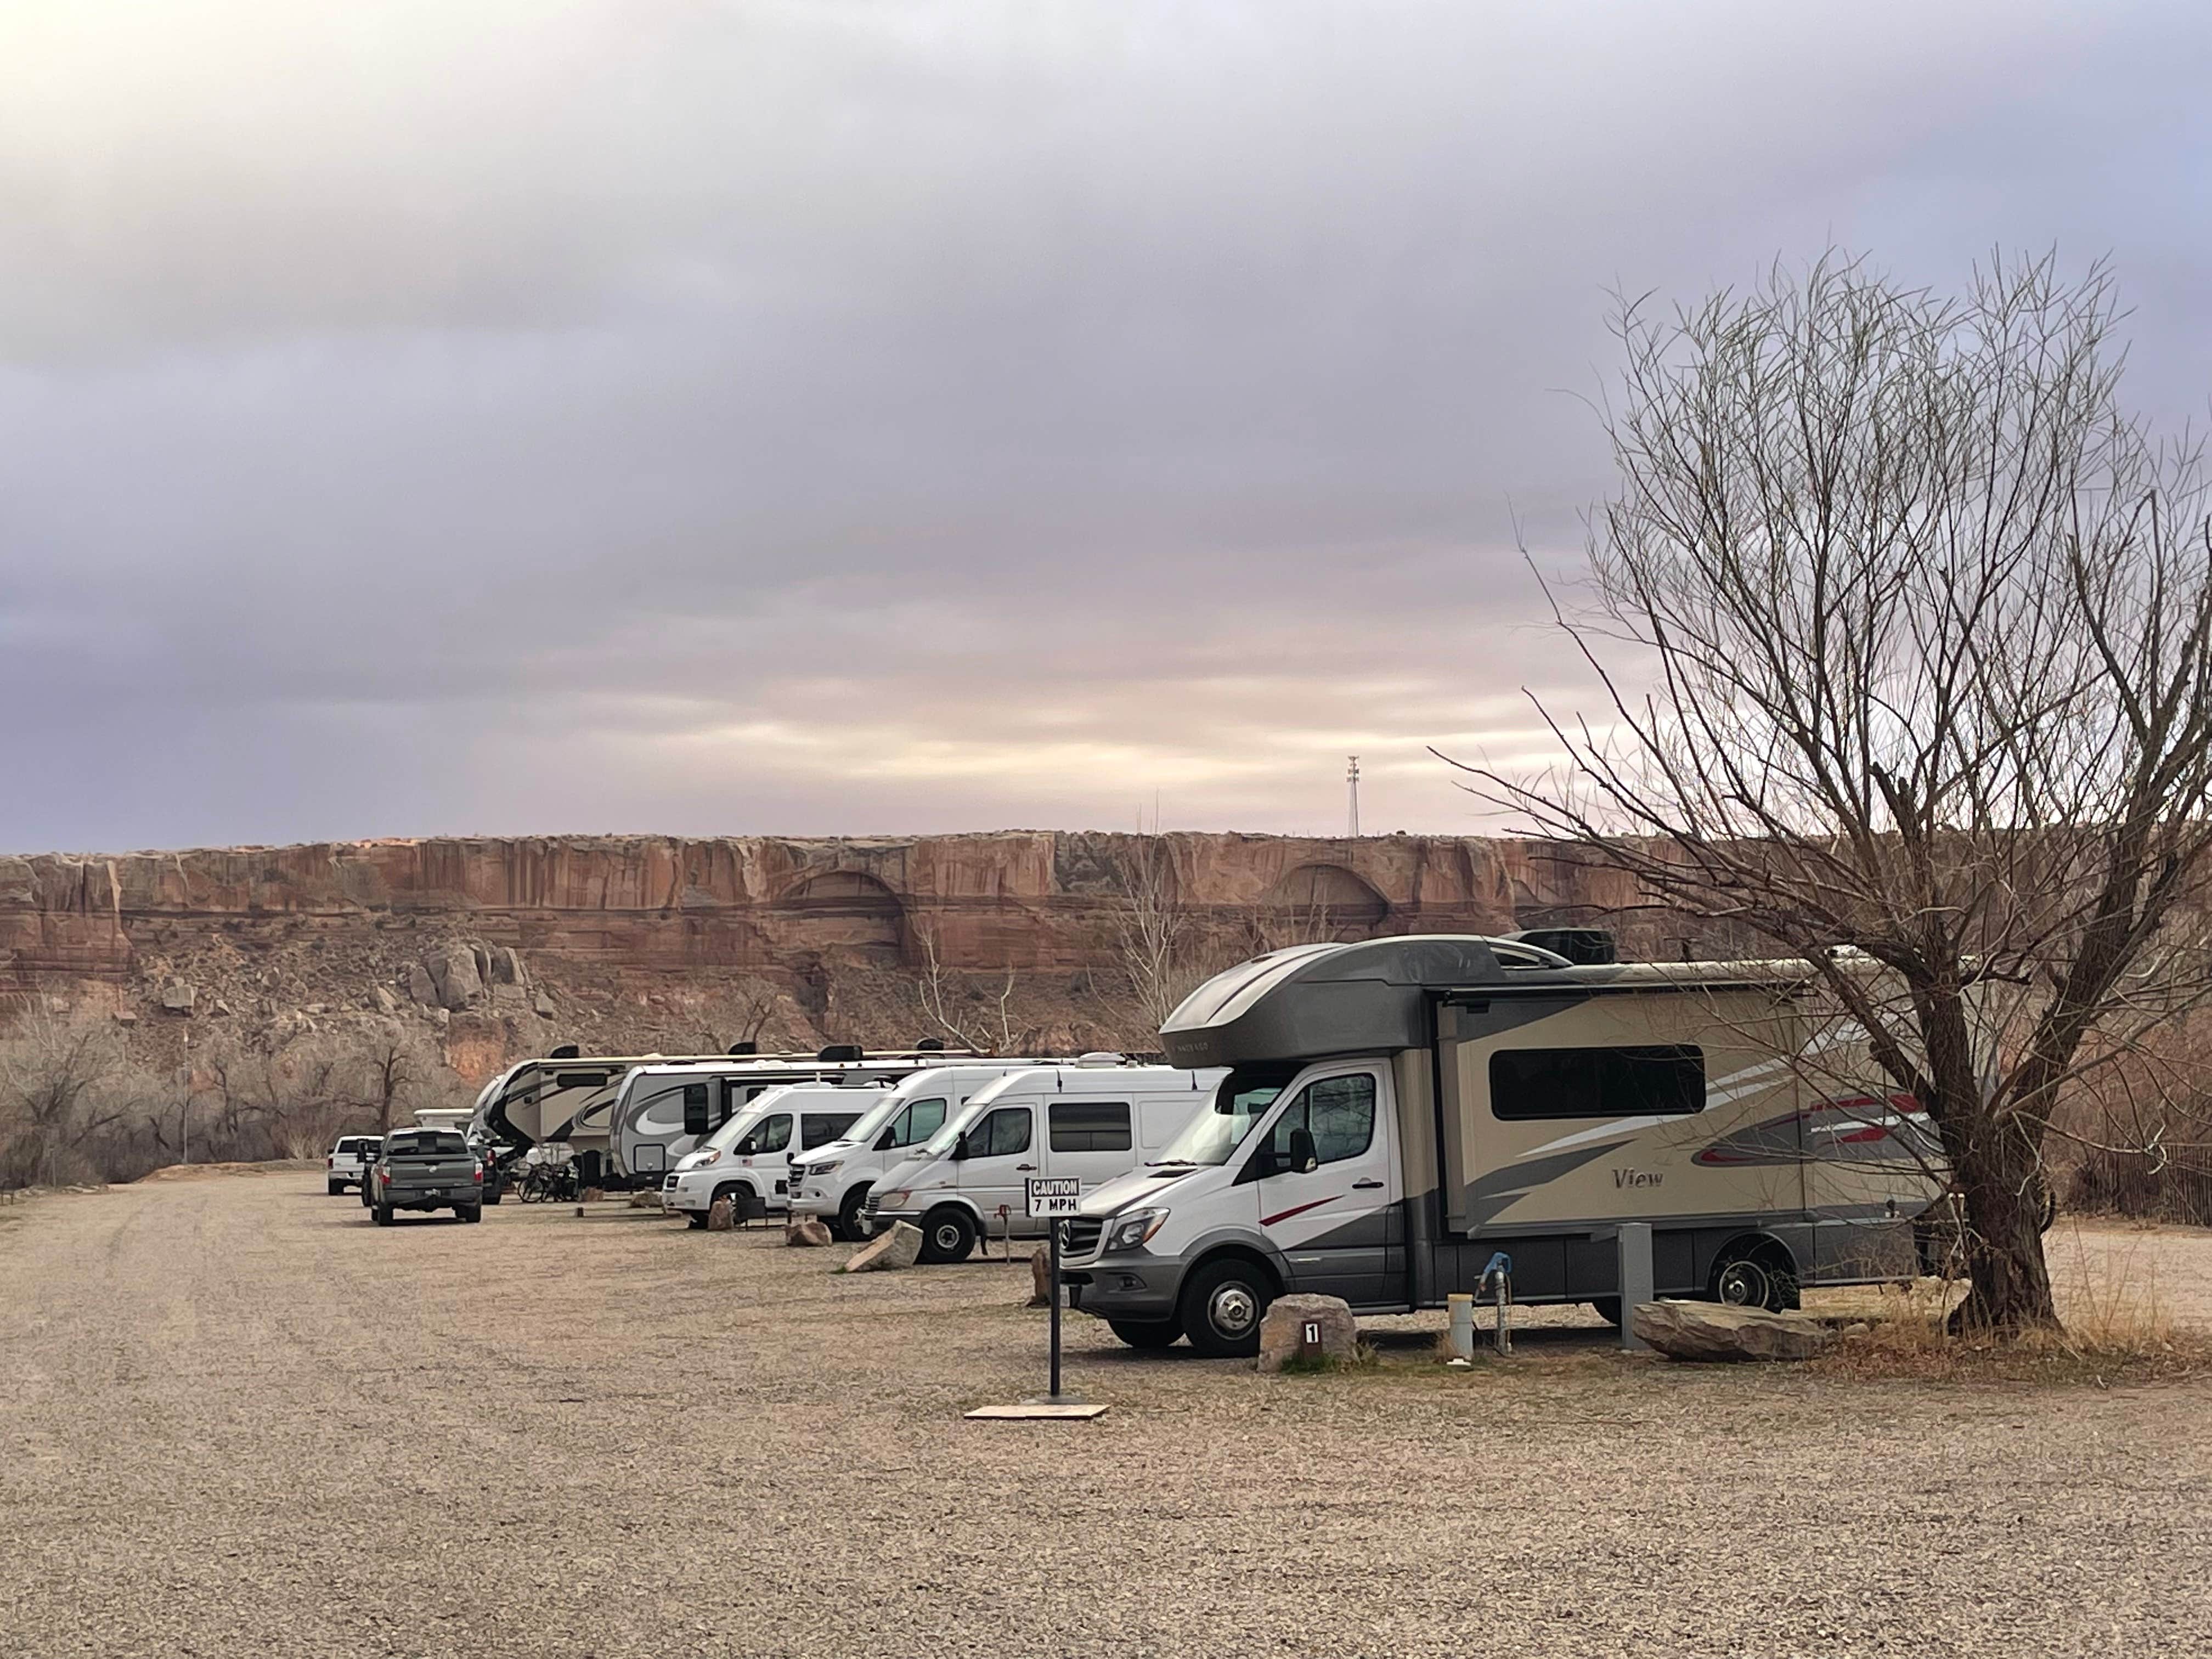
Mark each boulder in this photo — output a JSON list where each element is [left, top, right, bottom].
[[785, 1217, 833, 1248], [422, 944, 484, 1011], [706, 1198, 734, 1232], [532, 990, 557, 1019], [1028, 1244, 1053, 1307], [842, 1220, 923, 1273], [1630, 1300, 1833, 1362], [158, 979, 196, 1014], [628, 1189, 661, 1209], [488, 946, 527, 986], [371, 985, 399, 1015], [1256, 1294, 1360, 1373], [406, 963, 438, 1007]]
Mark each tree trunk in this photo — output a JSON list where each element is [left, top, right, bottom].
[[1949, 1139, 2059, 1333]]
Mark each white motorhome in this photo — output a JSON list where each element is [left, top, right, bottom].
[[1062, 934, 1946, 1356], [610, 1048, 983, 1182], [788, 1062, 1049, 1239], [866, 1060, 1226, 1263], [660, 1084, 887, 1226]]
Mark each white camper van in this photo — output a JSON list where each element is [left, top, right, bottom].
[[610, 1048, 987, 1181], [866, 1060, 1226, 1263], [661, 1084, 886, 1225], [788, 1062, 1050, 1239], [1061, 934, 1947, 1356]]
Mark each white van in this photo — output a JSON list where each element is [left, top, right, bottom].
[[662, 1084, 888, 1226], [866, 1061, 1224, 1263], [788, 1062, 1047, 1239]]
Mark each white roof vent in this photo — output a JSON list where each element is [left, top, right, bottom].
[[1073, 1051, 1128, 1067]]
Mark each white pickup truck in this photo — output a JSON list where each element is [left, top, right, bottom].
[[325, 1135, 383, 1195]]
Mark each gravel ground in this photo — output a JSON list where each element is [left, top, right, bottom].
[[2, 1176, 2208, 1658]]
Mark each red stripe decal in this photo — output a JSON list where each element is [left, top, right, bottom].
[[1261, 1195, 1338, 1228]]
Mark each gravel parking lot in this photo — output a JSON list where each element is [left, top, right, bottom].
[[3, 1173, 2208, 1657]]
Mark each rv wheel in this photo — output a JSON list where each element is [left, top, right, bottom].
[[1180, 1257, 1272, 1358], [372, 1205, 393, 1227], [917, 1207, 977, 1264], [1588, 1298, 1623, 1327], [1711, 1244, 1798, 1312], [836, 1188, 872, 1243]]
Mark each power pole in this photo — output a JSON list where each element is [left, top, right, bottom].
[[1346, 755, 1361, 838]]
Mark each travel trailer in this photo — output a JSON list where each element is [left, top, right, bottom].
[[609, 1049, 985, 1181], [866, 1060, 1227, 1263], [788, 1062, 1057, 1239], [659, 1084, 885, 1224], [1062, 934, 1945, 1355]]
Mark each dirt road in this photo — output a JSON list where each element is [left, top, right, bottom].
[[2, 1175, 2207, 1657]]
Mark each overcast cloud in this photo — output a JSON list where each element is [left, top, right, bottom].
[[4, 1, 2209, 851]]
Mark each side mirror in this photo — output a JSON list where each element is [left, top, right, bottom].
[[1288, 1127, 1319, 1175], [950, 1135, 970, 1162], [877, 1128, 896, 1152]]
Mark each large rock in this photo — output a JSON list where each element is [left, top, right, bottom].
[[842, 1220, 923, 1273], [705, 1197, 733, 1232], [1028, 1244, 1053, 1307], [1630, 1300, 1832, 1362], [786, 1217, 833, 1248], [422, 944, 484, 1011], [1256, 1294, 1360, 1373], [157, 979, 195, 1014]]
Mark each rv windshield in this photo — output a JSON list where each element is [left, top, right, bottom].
[[1153, 1066, 1301, 1166]]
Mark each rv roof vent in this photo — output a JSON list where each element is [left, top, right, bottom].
[[548, 1042, 581, 1060], [1507, 927, 1617, 966], [916, 1037, 946, 1052], [1073, 1051, 1128, 1067], [727, 1040, 758, 1056], [817, 1043, 865, 1063]]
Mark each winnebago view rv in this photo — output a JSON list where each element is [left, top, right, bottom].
[[1062, 934, 1944, 1356]]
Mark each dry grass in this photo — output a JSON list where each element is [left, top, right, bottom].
[[1807, 1223, 2212, 1385]]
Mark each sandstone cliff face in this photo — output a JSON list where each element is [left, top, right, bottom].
[[0, 832, 1655, 1077]]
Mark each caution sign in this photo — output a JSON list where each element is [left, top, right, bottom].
[[1024, 1176, 1080, 1218]]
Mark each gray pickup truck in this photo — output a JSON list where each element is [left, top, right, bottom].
[[366, 1128, 485, 1226]]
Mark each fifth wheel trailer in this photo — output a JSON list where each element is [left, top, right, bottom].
[[1062, 934, 1945, 1355]]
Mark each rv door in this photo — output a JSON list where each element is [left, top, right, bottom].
[[1240, 1065, 1399, 1307]]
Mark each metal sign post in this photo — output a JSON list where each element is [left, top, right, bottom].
[[1025, 1176, 1080, 1402]]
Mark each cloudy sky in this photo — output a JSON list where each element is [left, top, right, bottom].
[[4, 1, 2209, 852]]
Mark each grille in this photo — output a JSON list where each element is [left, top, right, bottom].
[[1061, 1218, 1104, 1258], [862, 1193, 883, 1215]]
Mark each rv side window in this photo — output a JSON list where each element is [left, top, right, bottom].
[[1488, 1046, 1706, 1120], [682, 1083, 711, 1138], [1049, 1101, 1132, 1153], [735, 1114, 793, 1155], [887, 1098, 947, 1147], [970, 1107, 1032, 1158], [801, 1111, 864, 1149], [1265, 1075, 1375, 1166]]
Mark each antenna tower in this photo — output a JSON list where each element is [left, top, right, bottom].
[[1346, 755, 1361, 838]]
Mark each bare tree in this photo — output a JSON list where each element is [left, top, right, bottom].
[[1111, 828, 1198, 1031], [0, 1005, 134, 1188], [911, 923, 1019, 1053], [1456, 252, 2212, 1334]]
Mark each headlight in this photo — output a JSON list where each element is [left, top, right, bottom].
[[693, 1150, 721, 1167], [1107, 1208, 1167, 1252], [876, 1190, 911, 1210], [812, 1161, 841, 1177]]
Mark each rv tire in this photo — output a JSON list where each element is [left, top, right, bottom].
[[1588, 1298, 1623, 1327], [1108, 1318, 1181, 1351], [835, 1187, 872, 1243], [918, 1206, 978, 1265], [458, 1205, 481, 1224], [1710, 1240, 1798, 1313], [328, 1181, 344, 1196], [685, 1211, 708, 1229], [1180, 1256, 1274, 1358], [372, 1205, 393, 1227]]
